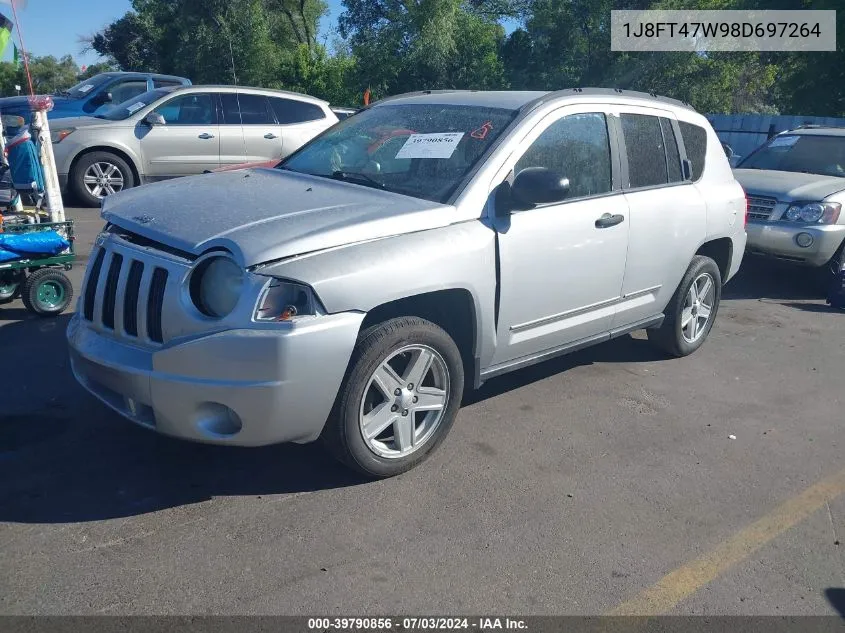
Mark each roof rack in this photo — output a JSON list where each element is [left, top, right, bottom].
[[369, 89, 474, 107], [522, 87, 695, 114], [783, 124, 845, 132]]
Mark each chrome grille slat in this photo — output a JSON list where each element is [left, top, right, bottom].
[[123, 260, 144, 337], [92, 250, 115, 327], [136, 263, 154, 342], [147, 268, 169, 344], [747, 194, 777, 221], [101, 253, 123, 330], [112, 257, 133, 336]]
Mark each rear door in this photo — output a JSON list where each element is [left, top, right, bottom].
[[139, 91, 220, 179], [237, 92, 284, 162], [610, 106, 707, 329], [268, 96, 331, 157], [218, 92, 248, 168]]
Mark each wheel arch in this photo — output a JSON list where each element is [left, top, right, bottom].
[[695, 237, 733, 282]]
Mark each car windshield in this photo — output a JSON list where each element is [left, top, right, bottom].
[[738, 134, 845, 178], [57, 73, 113, 99], [96, 88, 173, 121], [279, 103, 519, 203]]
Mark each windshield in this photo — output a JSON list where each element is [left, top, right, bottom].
[[96, 88, 173, 121], [738, 134, 845, 178], [58, 73, 112, 99], [280, 103, 519, 203]]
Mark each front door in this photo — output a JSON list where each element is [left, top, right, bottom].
[[490, 108, 629, 367], [139, 92, 220, 180]]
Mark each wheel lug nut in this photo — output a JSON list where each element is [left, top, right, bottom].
[[402, 409, 409, 416], [391, 405, 398, 412], [412, 396, 418, 403], [407, 383, 414, 390], [394, 388, 401, 396]]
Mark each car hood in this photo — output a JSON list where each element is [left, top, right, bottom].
[[733, 168, 845, 202], [0, 95, 74, 112], [102, 168, 455, 267], [53, 115, 130, 131]]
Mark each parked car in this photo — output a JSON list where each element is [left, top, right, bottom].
[[0, 72, 191, 137], [51, 85, 339, 207], [68, 88, 746, 477], [331, 107, 359, 120], [734, 126, 845, 279]]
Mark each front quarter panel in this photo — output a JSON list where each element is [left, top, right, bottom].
[[257, 220, 498, 371]]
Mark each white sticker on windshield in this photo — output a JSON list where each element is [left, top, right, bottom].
[[126, 102, 146, 114], [395, 132, 464, 159], [769, 135, 799, 148], [78, 84, 95, 94]]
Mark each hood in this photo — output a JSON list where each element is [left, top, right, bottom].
[[102, 168, 454, 267], [0, 94, 73, 112], [50, 115, 127, 131], [733, 168, 845, 202]]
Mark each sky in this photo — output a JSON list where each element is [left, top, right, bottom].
[[0, 0, 347, 66]]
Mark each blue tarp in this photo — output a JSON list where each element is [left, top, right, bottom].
[[0, 230, 70, 261]]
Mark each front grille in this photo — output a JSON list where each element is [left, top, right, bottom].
[[747, 195, 777, 221], [82, 244, 170, 344]]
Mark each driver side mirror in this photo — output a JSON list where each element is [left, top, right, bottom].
[[92, 91, 113, 106], [144, 112, 166, 126], [510, 167, 570, 208]]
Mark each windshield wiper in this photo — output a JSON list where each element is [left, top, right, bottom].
[[331, 170, 385, 189]]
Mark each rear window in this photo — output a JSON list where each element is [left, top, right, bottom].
[[660, 118, 683, 183], [679, 121, 708, 181], [270, 97, 326, 124], [621, 113, 668, 188]]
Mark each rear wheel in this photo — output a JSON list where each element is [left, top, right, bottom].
[[648, 255, 722, 358], [321, 317, 464, 478], [21, 268, 73, 317], [70, 151, 135, 207], [0, 272, 22, 304]]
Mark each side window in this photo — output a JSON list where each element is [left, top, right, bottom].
[[678, 121, 708, 181], [154, 79, 185, 88], [108, 80, 148, 105], [220, 93, 241, 125], [153, 93, 215, 125], [515, 112, 612, 200], [269, 97, 326, 124], [660, 118, 683, 183], [237, 94, 274, 125], [621, 113, 668, 188]]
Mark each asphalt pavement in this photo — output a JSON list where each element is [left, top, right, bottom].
[[1, 207, 843, 616]]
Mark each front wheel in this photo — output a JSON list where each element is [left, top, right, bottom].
[[70, 151, 135, 207], [321, 317, 465, 478], [648, 255, 722, 358]]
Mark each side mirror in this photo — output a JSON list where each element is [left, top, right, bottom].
[[722, 142, 735, 158], [144, 112, 166, 126], [511, 167, 570, 207], [92, 91, 113, 106]]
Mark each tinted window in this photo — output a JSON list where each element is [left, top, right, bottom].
[[281, 103, 518, 204], [63, 74, 112, 99], [737, 134, 845, 178], [678, 121, 708, 181], [154, 93, 215, 125], [96, 88, 174, 121], [660, 118, 683, 183], [270, 97, 325, 124], [621, 114, 668, 188], [109, 80, 148, 104], [220, 93, 241, 124], [516, 112, 612, 199], [154, 79, 185, 88], [238, 94, 274, 124]]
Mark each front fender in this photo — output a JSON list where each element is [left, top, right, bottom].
[[256, 220, 499, 374]]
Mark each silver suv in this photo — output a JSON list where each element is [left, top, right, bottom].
[[51, 85, 338, 207], [67, 89, 747, 477], [733, 127, 845, 277]]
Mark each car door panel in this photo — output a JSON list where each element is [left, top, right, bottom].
[[238, 93, 284, 162], [489, 108, 629, 367], [268, 96, 331, 157], [218, 92, 247, 168], [139, 92, 220, 180]]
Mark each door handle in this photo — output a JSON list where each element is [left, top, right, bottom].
[[198, 133, 215, 140], [595, 213, 625, 228], [264, 133, 279, 140]]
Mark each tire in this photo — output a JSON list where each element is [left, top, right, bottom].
[[321, 316, 465, 478], [814, 239, 845, 292], [648, 255, 722, 358], [0, 273, 21, 304], [70, 151, 135, 208], [21, 268, 74, 317]]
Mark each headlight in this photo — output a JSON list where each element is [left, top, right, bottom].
[[50, 127, 75, 144], [254, 279, 315, 321], [190, 256, 244, 318], [783, 202, 841, 224]]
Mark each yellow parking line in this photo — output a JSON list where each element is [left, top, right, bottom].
[[610, 466, 845, 616]]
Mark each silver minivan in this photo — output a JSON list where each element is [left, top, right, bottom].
[[51, 85, 339, 206]]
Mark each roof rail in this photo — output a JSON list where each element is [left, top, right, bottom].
[[369, 89, 474, 107], [783, 123, 845, 133], [522, 87, 695, 114]]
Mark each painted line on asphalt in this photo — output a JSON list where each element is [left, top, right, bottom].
[[609, 466, 845, 615]]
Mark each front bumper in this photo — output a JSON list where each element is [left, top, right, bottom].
[[67, 311, 364, 446], [745, 221, 845, 267]]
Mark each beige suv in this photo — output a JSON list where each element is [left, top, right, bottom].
[[50, 85, 338, 206]]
